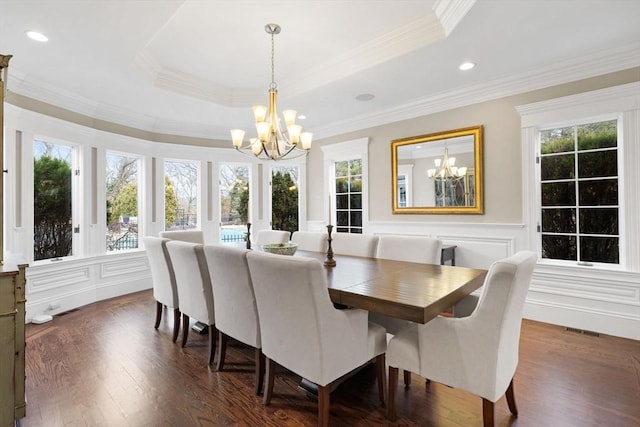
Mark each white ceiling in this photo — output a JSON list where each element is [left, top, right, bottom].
[[2, 0, 639, 141]]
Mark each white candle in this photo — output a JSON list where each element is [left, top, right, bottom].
[[328, 195, 332, 226]]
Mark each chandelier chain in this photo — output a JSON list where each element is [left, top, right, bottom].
[[270, 31, 276, 90]]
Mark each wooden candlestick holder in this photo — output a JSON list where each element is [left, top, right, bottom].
[[324, 225, 336, 267], [245, 222, 252, 250]]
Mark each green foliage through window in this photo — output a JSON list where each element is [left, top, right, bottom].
[[539, 119, 618, 264], [33, 149, 73, 260]]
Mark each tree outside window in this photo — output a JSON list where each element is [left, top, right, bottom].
[[271, 166, 299, 233], [33, 140, 73, 261]]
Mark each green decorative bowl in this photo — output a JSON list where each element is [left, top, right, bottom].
[[261, 242, 298, 256]]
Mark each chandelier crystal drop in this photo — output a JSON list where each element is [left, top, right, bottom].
[[230, 23, 312, 161]]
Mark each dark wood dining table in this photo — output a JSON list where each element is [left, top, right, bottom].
[[293, 250, 487, 323]]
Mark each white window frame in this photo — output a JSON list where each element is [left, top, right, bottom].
[[518, 82, 640, 272], [321, 138, 370, 234]]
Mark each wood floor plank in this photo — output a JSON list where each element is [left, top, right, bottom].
[[21, 290, 640, 426]]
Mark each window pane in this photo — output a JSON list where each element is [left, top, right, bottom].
[[350, 211, 362, 227], [538, 119, 619, 266], [542, 208, 575, 233], [349, 176, 362, 192], [578, 150, 617, 178], [351, 228, 363, 234], [334, 158, 364, 235], [541, 182, 575, 206], [33, 141, 73, 261], [542, 235, 576, 261], [541, 154, 574, 180], [579, 208, 618, 235], [349, 159, 362, 175], [336, 211, 349, 226], [577, 120, 617, 150], [350, 194, 362, 209], [165, 161, 198, 230], [336, 177, 348, 193], [335, 161, 349, 177], [220, 164, 249, 242], [578, 179, 617, 206], [271, 166, 299, 233], [106, 153, 139, 251], [580, 236, 619, 264], [336, 195, 348, 209], [540, 127, 574, 154]]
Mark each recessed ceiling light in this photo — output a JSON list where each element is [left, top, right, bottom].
[[297, 114, 306, 120], [26, 30, 48, 42], [355, 93, 375, 102], [459, 62, 475, 71]]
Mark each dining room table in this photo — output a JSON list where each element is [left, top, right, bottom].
[[293, 249, 487, 324], [227, 241, 487, 324]]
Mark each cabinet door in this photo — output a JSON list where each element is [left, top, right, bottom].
[[0, 271, 17, 425]]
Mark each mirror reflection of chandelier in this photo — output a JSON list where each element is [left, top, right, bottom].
[[427, 147, 467, 180], [230, 23, 312, 161], [427, 146, 469, 207]]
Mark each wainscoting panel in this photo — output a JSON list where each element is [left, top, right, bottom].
[[25, 251, 151, 322]]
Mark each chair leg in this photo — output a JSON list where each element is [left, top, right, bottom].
[[505, 379, 518, 416], [263, 357, 276, 405], [172, 309, 180, 343], [154, 301, 162, 329], [207, 325, 216, 366], [254, 348, 265, 396], [388, 366, 399, 421], [181, 314, 190, 347], [317, 384, 331, 427], [216, 331, 227, 371], [482, 398, 494, 427], [376, 354, 386, 406], [403, 370, 411, 387]]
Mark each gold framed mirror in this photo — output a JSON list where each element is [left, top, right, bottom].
[[391, 125, 483, 214]]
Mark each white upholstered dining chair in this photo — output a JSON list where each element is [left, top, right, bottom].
[[386, 251, 537, 426], [290, 230, 328, 252], [165, 240, 216, 365], [255, 229, 290, 246], [203, 244, 264, 395], [331, 232, 379, 258], [159, 230, 204, 244], [246, 250, 387, 427], [375, 234, 442, 264], [143, 236, 180, 342]]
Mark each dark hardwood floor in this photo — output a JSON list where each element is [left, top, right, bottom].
[[21, 290, 640, 426]]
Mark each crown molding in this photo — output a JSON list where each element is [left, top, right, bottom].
[[434, 0, 476, 36], [313, 42, 640, 139]]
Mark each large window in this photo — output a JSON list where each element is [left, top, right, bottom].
[[219, 164, 250, 242], [271, 165, 299, 233], [164, 160, 198, 230], [33, 140, 74, 261], [335, 159, 363, 234], [539, 119, 619, 264], [106, 152, 140, 251]]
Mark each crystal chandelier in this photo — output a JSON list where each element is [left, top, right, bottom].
[[230, 24, 312, 161]]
